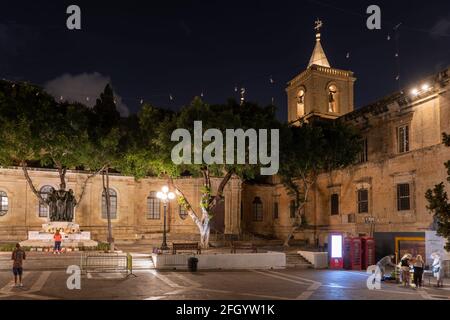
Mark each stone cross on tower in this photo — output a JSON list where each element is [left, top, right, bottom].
[[314, 19, 323, 33]]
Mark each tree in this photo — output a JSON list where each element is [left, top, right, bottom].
[[0, 80, 94, 204], [85, 84, 122, 251], [279, 120, 362, 246], [425, 133, 450, 251], [138, 98, 282, 248]]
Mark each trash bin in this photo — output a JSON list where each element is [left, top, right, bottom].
[[188, 257, 199, 272]]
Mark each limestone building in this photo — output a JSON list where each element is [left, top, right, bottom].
[[0, 168, 242, 242], [243, 23, 450, 259]]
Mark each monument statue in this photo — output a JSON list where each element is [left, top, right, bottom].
[[46, 188, 77, 222]]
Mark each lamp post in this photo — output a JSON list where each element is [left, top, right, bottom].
[[157, 186, 175, 251]]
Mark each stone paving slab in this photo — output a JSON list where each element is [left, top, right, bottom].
[[0, 268, 448, 300]]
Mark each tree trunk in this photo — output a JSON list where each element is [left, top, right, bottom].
[[21, 162, 45, 202], [171, 168, 234, 250], [103, 168, 114, 252], [199, 208, 211, 249], [283, 203, 305, 247], [77, 166, 106, 204]]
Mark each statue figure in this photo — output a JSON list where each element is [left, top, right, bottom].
[[47, 188, 57, 221], [65, 189, 76, 222], [46, 188, 77, 222]]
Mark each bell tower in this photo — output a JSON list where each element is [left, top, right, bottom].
[[286, 19, 356, 125]]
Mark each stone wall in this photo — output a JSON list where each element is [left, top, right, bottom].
[[0, 168, 242, 242]]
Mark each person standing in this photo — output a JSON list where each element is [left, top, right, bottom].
[[431, 252, 445, 288], [53, 230, 62, 254], [11, 243, 26, 287], [400, 254, 412, 287], [412, 255, 425, 288]]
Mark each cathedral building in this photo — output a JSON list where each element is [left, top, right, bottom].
[[243, 23, 450, 259]]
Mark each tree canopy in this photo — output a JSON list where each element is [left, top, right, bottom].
[[426, 133, 450, 251]]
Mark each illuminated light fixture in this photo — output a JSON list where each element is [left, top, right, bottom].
[[156, 186, 175, 251], [411, 88, 419, 96], [421, 84, 430, 91]]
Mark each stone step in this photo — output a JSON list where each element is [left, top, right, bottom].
[[285, 253, 313, 269]]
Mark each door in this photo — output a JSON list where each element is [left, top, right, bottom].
[[210, 198, 225, 233]]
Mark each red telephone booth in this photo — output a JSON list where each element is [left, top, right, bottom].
[[352, 238, 362, 270], [361, 237, 376, 270], [344, 237, 362, 270], [329, 233, 344, 269], [344, 237, 352, 270]]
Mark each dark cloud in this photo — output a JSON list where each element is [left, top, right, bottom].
[[44, 72, 129, 116], [430, 15, 450, 38]]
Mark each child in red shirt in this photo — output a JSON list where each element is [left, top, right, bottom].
[[53, 230, 62, 254]]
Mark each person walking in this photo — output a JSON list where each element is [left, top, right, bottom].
[[431, 252, 445, 288], [53, 230, 62, 254], [400, 253, 412, 287], [412, 255, 425, 288], [376, 255, 396, 280], [11, 243, 26, 287]]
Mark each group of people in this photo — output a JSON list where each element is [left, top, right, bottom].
[[399, 254, 425, 288], [377, 252, 445, 289]]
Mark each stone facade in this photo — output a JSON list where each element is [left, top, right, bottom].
[[0, 167, 242, 242], [245, 28, 450, 256]]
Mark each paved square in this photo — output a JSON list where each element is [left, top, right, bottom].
[[0, 264, 449, 300]]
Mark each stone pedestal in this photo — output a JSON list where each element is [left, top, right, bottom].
[[20, 222, 98, 249]]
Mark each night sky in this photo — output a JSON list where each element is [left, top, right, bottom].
[[1, 0, 449, 120]]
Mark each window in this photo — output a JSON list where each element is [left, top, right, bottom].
[[331, 194, 339, 215], [296, 89, 305, 118], [398, 125, 409, 153], [359, 138, 368, 163], [102, 188, 117, 219], [328, 84, 339, 113], [147, 191, 160, 220], [289, 200, 296, 218], [0, 191, 8, 216], [252, 197, 263, 222], [357, 189, 369, 214], [179, 205, 188, 220], [273, 202, 279, 220], [39, 185, 54, 218], [397, 184, 411, 211]]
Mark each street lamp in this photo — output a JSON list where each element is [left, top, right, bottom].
[[157, 186, 175, 251]]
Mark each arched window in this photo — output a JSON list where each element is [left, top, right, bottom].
[[147, 191, 160, 220], [252, 197, 263, 222], [39, 185, 54, 218], [328, 84, 339, 113], [0, 191, 8, 216], [179, 206, 188, 220], [296, 88, 305, 118], [102, 188, 117, 219]]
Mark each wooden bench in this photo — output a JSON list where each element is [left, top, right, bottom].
[[172, 243, 201, 255], [230, 241, 257, 254]]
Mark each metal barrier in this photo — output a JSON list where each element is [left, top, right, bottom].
[[80, 252, 135, 277]]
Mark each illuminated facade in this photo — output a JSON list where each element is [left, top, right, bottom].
[[244, 25, 450, 258]]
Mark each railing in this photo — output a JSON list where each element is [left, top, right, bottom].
[[80, 252, 135, 277]]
